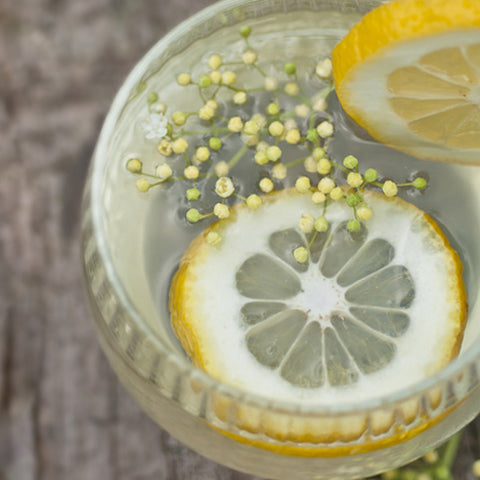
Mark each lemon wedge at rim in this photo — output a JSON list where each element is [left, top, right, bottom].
[[332, 0, 480, 164], [169, 190, 466, 408]]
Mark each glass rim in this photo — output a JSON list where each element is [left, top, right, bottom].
[[89, 0, 479, 418]]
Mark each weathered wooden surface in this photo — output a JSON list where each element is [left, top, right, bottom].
[[1, 1, 480, 479]]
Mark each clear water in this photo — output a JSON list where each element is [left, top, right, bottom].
[[103, 9, 480, 367]]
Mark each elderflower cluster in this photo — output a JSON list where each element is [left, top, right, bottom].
[[127, 25, 429, 253]]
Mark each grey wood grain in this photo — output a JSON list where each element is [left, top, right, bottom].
[[0, 1, 261, 478], [0, 0, 479, 479]]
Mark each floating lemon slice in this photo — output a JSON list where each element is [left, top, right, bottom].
[[332, 0, 480, 164], [170, 190, 466, 413]]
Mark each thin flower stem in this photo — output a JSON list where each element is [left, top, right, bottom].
[[252, 63, 266, 77], [228, 143, 249, 168], [285, 156, 309, 168]]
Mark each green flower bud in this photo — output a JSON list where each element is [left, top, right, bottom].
[[343, 154, 358, 169], [284, 62, 296, 75], [364, 168, 378, 183], [209, 137, 222, 150], [293, 246, 308, 263], [198, 74, 212, 89], [346, 193, 361, 207], [240, 25, 252, 38], [413, 177, 427, 189], [186, 208, 201, 223], [186, 188, 200, 201], [147, 92, 159, 104], [347, 219, 361, 232], [312, 147, 326, 160], [314, 216, 329, 232]]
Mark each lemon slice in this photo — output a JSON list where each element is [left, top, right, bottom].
[[170, 190, 466, 409], [332, 0, 480, 164]]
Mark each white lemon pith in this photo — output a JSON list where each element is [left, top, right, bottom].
[[332, 0, 480, 164], [170, 190, 466, 406]]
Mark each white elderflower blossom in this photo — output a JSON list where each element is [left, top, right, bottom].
[[141, 113, 168, 140]]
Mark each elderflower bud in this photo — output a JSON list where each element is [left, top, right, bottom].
[[259, 177, 274, 193], [347, 219, 361, 232], [246, 194, 262, 210], [413, 177, 427, 189], [209, 70, 222, 84], [209, 137, 222, 150], [266, 102, 279, 116], [364, 168, 378, 183], [294, 247, 308, 264], [186, 188, 200, 201], [177, 73, 191, 85], [242, 50, 257, 64], [357, 205, 373, 221], [213, 203, 230, 219], [315, 216, 329, 232], [264, 76, 278, 91], [222, 71, 237, 85], [304, 156, 317, 173], [206, 99, 218, 111], [127, 158, 142, 173], [156, 163, 173, 179], [208, 54, 222, 70], [284, 62, 296, 75], [313, 98, 327, 112], [215, 161, 229, 177], [198, 74, 211, 89], [347, 172, 363, 188], [215, 176, 235, 198], [172, 137, 189, 154], [299, 214, 315, 233], [285, 129, 301, 144], [196, 146, 210, 162], [184, 165, 199, 180], [157, 139, 173, 156], [272, 163, 287, 180], [256, 141, 269, 152], [251, 113, 266, 129], [254, 151, 269, 165], [172, 111, 188, 126], [318, 177, 335, 194], [186, 208, 201, 223], [198, 104, 215, 120], [269, 121, 284, 137], [206, 231, 222, 245], [285, 82, 299, 96], [311, 191, 326, 204], [317, 121, 334, 138], [383, 180, 398, 197], [266, 145, 282, 162], [295, 104, 310, 118], [330, 186, 344, 201], [244, 120, 259, 135], [312, 147, 326, 160], [317, 158, 332, 175], [295, 176, 311, 193], [233, 91, 247, 105], [316, 58, 332, 78], [343, 155, 358, 169], [228, 116, 244, 133], [135, 178, 150, 192]]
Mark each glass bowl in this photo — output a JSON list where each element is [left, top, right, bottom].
[[81, 0, 480, 478]]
